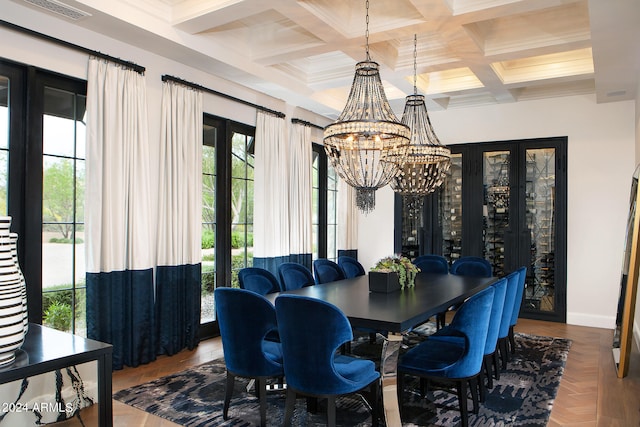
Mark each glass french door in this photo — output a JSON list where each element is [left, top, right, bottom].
[[403, 138, 567, 322], [201, 115, 255, 337], [521, 147, 561, 315]]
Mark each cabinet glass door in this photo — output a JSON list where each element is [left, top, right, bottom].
[[483, 151, 511, 277], [440, 153, 463, 263], [524, 148, 557, 313]]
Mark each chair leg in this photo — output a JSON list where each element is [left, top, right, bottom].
[[509, 325, 516, 354], [437, 311, 446, 329], [369, 332, 377, 344], [284, 388, 296, 427], [499, 337, 509, 370], [257, 378, 267, 427], [419, 378, 428, 397], [456, 379, 469, 427], [492, 351, 501, 380], [478, 367, 486, 403], [469, 377, 480, 414], [326, 395, 337, 427], [484, 354, 494, 389], [223, 371, 235, 420]]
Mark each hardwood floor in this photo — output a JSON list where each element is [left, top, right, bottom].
[[55, 318, 640, 426]]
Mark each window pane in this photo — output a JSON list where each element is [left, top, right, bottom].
[[0, 150, 7, 216], [1, 76, 9, 215], [231, 134, 247, 179], [43, 156, 75, 224], [43, 87, 82, 157], [0, 76, 8, 150], [201, 124, 217, 325], [75, 160, 85, 222]]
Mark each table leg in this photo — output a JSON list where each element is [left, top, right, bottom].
[[98, 353, 113, 427], [380, 333, 403, 427]]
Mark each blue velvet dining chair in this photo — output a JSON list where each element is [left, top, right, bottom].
[[275, 294, 381, 427], [214, 287, 284, 427], [508, 266, 527, 355], [397, 286, 495, 427], [413, 254, 449, 274], [313, 258, 346, 284], [278, 262, 315, 290], [450, 256, 493, 277], [338, 256, 366, 278], [479, 278, 507, 398], [431, 277, 507, 401], [496, 270, 520, 370], [238, 267, 282, 295]]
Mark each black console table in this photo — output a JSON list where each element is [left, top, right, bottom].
[[0, 323, 113, 426]]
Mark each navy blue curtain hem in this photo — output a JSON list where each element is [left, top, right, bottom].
[[86, 268, 156, 370], [155, 264, 202, 357]]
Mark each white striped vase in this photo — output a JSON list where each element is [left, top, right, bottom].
[[9, 233, 28, 335], [0, 217, 26, 366]]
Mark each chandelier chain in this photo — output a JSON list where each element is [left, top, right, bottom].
[[413, 34, 418, 95], [365, 0, 370, 60]]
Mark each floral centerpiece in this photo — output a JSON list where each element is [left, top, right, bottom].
[[370, 254, 420, 290]]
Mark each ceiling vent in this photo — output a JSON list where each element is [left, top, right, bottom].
[[20, 0, 92, 20]]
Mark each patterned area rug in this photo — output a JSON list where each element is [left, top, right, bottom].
[[113, 331, 571, 426]]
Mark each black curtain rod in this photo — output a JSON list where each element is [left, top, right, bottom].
[[162, 74, 286, 119], [0, 19, 145, 74], [291, 118, 325, 131]]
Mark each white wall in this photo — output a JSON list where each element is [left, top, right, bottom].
[[358, 95, 636, 329]]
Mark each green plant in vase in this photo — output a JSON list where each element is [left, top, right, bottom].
[[371, 255, 420, 289]]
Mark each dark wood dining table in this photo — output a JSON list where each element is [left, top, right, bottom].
[[267, 271, 497, 427]]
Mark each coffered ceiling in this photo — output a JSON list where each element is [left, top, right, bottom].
[[6, 0, 640, 119]]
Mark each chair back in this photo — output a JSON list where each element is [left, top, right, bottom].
[[278, 262, 315, 290], [509, 266, 527, 328], [498, 270, 520, 339], [413, 254, 449, 274], [238, 267, 281, 295], [451, 256, 492, 277], [313, 259, 346, 284], [484, 278, 507, 355], [444, 286, 495, 378], [338, 256, 366, 278], [275, 294, 367, 395], [214, 287, 283, 377]]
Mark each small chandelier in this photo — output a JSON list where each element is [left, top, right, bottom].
[[323, 0, 410, 214], [390, 34, 451, 215]]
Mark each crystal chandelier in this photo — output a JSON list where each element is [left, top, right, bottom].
[[323, 0, 410, 214], [390, 35, 451, 215]]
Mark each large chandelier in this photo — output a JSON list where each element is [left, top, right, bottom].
[[390, 35, 451, 214], [323, 0, 410, 214]]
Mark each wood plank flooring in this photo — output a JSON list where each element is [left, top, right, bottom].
[[54, 318, 640, 426]]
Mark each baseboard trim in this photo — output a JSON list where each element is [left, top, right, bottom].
[[566, 312, 615, 329]]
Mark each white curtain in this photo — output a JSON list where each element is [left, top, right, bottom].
[[156, 82, 203, 266], [338, 177, 359, 255], [254, 111, 290, 270], [85, 58, 155, 369], [155, 81, 203, 355], [288, 123, 313, 258]]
